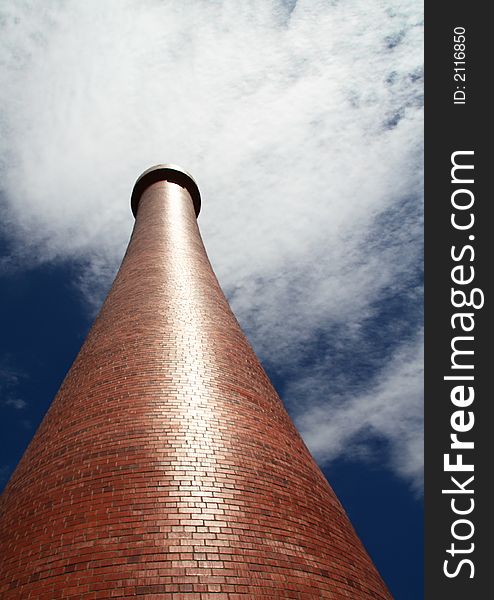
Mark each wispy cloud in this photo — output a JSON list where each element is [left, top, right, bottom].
[[293, 331, 424, 493], [0, 365, 19, 386], [4, 397, 27, 410], [0, 0, 423, 487], [0, 361, 27, 411]]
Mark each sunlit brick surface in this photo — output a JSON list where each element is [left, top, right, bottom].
[[0, 171, 392, 599]]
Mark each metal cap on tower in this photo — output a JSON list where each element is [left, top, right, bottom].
[[131, 164, 201, 218]]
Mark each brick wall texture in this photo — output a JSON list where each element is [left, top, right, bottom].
[[0, 170, 393, 599]]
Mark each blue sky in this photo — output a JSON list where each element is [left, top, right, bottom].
[[0, 1, 423, 598]]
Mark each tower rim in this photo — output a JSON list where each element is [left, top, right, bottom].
[[131, 164, 201, 218]]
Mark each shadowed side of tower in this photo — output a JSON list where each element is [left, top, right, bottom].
[[0, 165, 392, 599]]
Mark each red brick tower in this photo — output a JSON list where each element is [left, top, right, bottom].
[[0, 166, 392, 599]]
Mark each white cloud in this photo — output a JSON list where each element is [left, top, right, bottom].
[[293, 331, 424, 493], [0, 362, 27, 411], [0, 364, 20, 388], [0, 0, 423, 487], [4, 397, 27, 410]]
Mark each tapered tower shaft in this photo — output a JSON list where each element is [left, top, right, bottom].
[[0, 166, 392, 599]]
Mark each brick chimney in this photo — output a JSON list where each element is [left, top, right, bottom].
[[0, 165, 392, 599]]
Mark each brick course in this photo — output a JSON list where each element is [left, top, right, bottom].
[[0, 167, 393, 598]]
